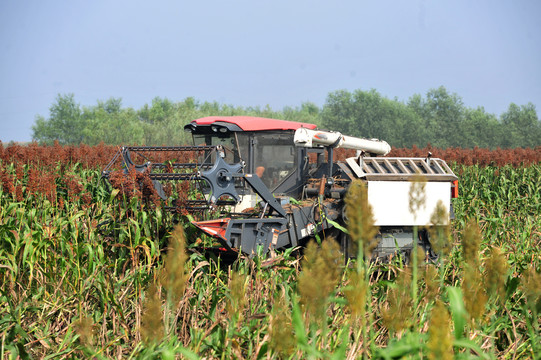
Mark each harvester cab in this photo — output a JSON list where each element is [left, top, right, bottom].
[[185, 116, 314, 200], [103, 116, 458, 261]]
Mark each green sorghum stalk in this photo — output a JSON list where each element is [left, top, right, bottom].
[[381, 268, 413, 334], [462, 219, 482, 268], [408, 173, 427, 222], [409, 173, 427, 314], [74, 316, 95, 347], [521, 265, 541, 309], [461, 220, 487, 322], [226, 271, 248, 322], [427, 299, 454, 360], [269, 294, 296, 357], [422, 264, 440, 301], [483, 246, 509, 303], [428, 200, 453, 256], [345, 180, 379, 259], [298, 239, 342, 323], [343, 269, 368, 319], [140, 283, 164, 344], [159, 225, 189, 305]]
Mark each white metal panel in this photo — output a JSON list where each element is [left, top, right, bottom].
[[367, 181, 451, 226]]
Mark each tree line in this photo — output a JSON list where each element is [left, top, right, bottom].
[[32, 86, 540, 149]]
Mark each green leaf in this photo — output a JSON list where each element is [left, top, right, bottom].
[[177, 347, 200, 360], [325, 218, 349, 234], [453, 338, 493, 359], [291, 297, 308, 348], [289, 197, 300, 205], [376, 333, 424, 359], [447, 286, 467, 340], [329, 324, 350, 360], [505, 276, 519, 299]]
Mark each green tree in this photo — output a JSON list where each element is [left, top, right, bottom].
[[461, 107, 501, 148], [282, 102, 321, 125], [321, 88, 422, 147], [408, 86, 465, 148], [32, 94, 84, 144], [388, 100, 426, 148], [137, 97, 178, 144], [500, 103, 540, 148], [320, 89, 354, 134], [81, 101, 144, 145], [33, 91, 540, 148]]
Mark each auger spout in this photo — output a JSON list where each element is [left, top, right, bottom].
[[293, 127, 391, 156]]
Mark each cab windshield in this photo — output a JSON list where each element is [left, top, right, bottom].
[[193, 133, 243, 164], [192, 130, 296, 191], [252, 132, 296, 190]]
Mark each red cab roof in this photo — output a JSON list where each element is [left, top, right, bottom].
[[192, 116, 317, 131]]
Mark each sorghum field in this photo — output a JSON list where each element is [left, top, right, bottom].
[[1, 142, 540, 359]]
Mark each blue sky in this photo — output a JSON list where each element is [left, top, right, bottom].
[[1, 0, 540, 142]]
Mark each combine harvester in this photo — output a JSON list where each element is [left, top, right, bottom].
[[103, 116, 458, 260]]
